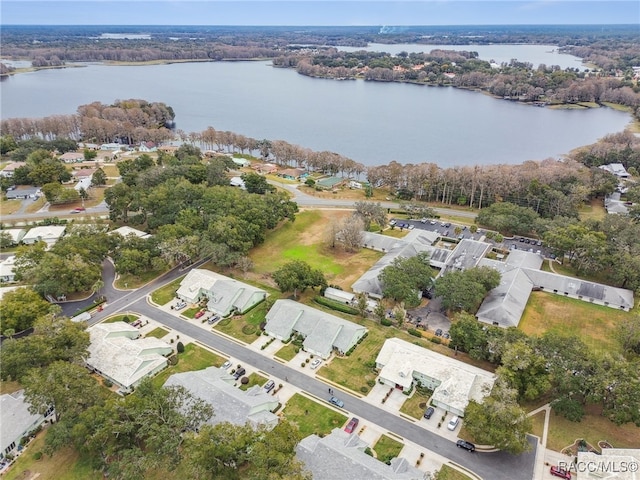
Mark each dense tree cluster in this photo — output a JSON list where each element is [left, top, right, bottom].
[[433, 267, 501, 313], [272, 260, 327, 299], [378, 252, 435, 308], [0, 287, 57, 334]]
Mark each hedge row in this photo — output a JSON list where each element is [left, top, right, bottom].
[[313, 296, 359, 315]]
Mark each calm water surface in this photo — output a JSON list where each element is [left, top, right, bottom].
[[0, 59, 630, 167]]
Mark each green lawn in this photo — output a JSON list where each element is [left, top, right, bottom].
[[399, 387, 433, 419], [114, 268, 168, 289], [437, 465, 474, 480], [373, 434, 404, 464], [150, 276, 184, 305], [145, 327, 170, 339], [182, 307, 200, 319], [275, 343, 299, 361], [238, 372, 268, 391], [529, 411, 546, 441], [519, 291, 631, 356], [281, 393, 348, 438], [214, 302, 267, 343], [103, 314, 139, 324], [151, 343, 225, 388]]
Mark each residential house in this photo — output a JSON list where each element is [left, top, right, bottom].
[[1, 390, 54, 460], [599, 163, 631, 178], [264, 299, 367, 359], [324, 287, 355, 304], [109, 226, 151, 239], [230, 176, 246, 189], [100, 143, 123, 151], [232, 157, 251, 168], [0, 162, 26, 178], [1, 228, 26, 245], [375, 338, 496, 417], [252, 163, 278, 174], [296, 428, 427, 480], [86, 322, 173, 393], [139, 141, 157, 153], [164, 366, 279, 430], [5, 186, 40, 200], [315, 176, 347, 190], [21, 226, 66, 247], [176, 269, 267, 317], [74, 177, 92, 192], [73, 168, 96, 179], [0, 256, 17, 283], [278, 168, 307, 180], [604, 192, 630, 215], [59, 152, 85, 163]]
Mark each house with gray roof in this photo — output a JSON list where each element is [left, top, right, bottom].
[[109, 225, 151, 239], [264, 299, 367, 359], [86, 322, 173, 393], [1, 390, 54, 460], [176, 269, 267, 317], [22, 225, 66, 247], [599, 163, 630, 178], [376, 338, 495, 417], [163, 366, 279, 430], [296, 428, 427, 480], [438, 239, 493, 277], [1, 228, 26, 245]]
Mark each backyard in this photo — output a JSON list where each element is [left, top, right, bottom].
[[281, 393, 348, 438]]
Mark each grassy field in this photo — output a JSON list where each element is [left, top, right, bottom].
[[373, 434, 404, 464], [519, 291, 630, 356], [275, 343, 299, 361], [399, 387, 433, 420], [578, 198, 606, 221], [150, 276, 183, 305], [249, 209, 384, 288], [1, 199, 23, 215], [214, 302, 268, 343], [0, 380, 22, 395], [281, 393, 348, 438], [151, 343, 225, 388], [547, 405, 640, 452], [114, 267, 168, 289], [103, 313, 138, 323], [529, 411, 546, 441], [437, 464, 474, 480], [182, 307, 200, 318], [145, 327, 170, 339], [4, 430, 101, 480], [238, 372, 268, 391]]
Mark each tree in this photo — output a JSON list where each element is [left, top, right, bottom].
[[91, 167, 107, 186], [355, 292, 369, 318], [0, 231, 13, 249], [0, 287, 53, 333], [463, 377, 532, 454], [84, 148, 98, 161], [615, 314, 640, 355], [353, 201, 387, 230], [241, 172, 273, 194], [272, 260, 327, 299], [475, 202, 539, 236], [448, 313, 489, 359], [235, 256, 254, 278], [434, 267, 500, 313], [336, 214, 365, 252], [378, 252, 433, 308], [499, 340, 551, 401]]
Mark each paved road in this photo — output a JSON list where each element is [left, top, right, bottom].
[[85, 268, 537, 480]]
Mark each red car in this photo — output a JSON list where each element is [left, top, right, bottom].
[[550, 466, 572, 479], [194, 310, 206, 319], [344, 417, 359, 434]]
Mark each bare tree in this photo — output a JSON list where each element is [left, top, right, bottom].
[[337, 214, 365, 252]]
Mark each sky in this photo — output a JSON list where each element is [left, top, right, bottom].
[[1, 0, 639, 26]]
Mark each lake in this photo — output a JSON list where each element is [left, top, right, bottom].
[[0, 53, 631, 167]]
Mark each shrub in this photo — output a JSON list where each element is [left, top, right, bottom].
[[407, 328, 422, 337], [242, 324, 257, 335], [301, 362, 306, 367], [103, 379, 113, 388], [176, 341, 185, 353], [305, 358, 310, 363], [360, 386, 369, 393], [367, 379, 376, 387], [122, 315, 130, 323], [241, 377, 249, 384], [430, 337, 441, 344], [381, 319, 393, 327], [33, 451, 43, 461], [314, 296, 359, 315]]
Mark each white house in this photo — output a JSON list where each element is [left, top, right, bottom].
[[109, 226, 151, 239], [375, 338, 496, 417], [74, 177, 93, 192], [324, 287, 355, 304], [176, 269, 267, 317], [138, 141, 157, 153], [599, 163, 630, 178], [230, 176, 246, 189], [100, 143, 123, 151], [264, 299, 368, 359], [1, 390, 54, 460], [232, 157, 251, 168], [59, 152, 85, 163], [0, 256, 18, 283], [164, 366, 280, 430], [21, 226, 66, 247], [1, 228, 26, 245], [86, 322, 173, 393], [0, 162, 26, 178], [296, 428, 427, 480]]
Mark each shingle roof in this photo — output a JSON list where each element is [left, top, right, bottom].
[[296, 428, 426, 480], [163, 367, 279, 429], [0, 390, 45, 456]]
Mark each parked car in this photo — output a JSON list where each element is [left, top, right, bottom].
[[344, 417, 359, 433], [443, 331, 450, 339], [420, 218, 428, 223], [173, 301, 187, 310], [221, 360, 232, 370], [435, 328, 443, 337], [233, 367, 246, 380], [408, 224, 415, 230], [456, 440, 475, 452], [390, 219, 397, 226], [550, 466, 572, 479], [429, 220, 437, 225], [519, 237, 525, 242], [310, 358, 322, 369], [447, 416, 460, 431], [208, 314, 220, 324], [329, 396, 344, 408], [194, 309, 206, 319], [263, 380, 275, 393], [423, 407, 435, 419]]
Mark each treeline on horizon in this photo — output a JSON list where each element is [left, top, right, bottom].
[[3, 97, 640, 222]]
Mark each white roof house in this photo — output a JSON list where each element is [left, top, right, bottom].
[[0, 256, 18, 283], [599, 163, 630, 178], [109, 226, 151, 239], [264, 299, 367, 359], [21, 226, 66, 246], [59, 151, 84, 163], [0, 162, 26, 178], [577, 449, 640, 480], [296, 428, 427, 480], [74, 177, 93, 192], [375, 338, 496, 417], [164, 366, 279, 430], [1, 390, 54, 460], [324, 287, 355, 304], [1, 228, 26, 245], [230, 176, 246, 189], [176, 269, 267, 317], [86, 322, 173, 393]]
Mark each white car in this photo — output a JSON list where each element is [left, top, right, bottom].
[[408, 224, 415, 230], [447, 416, 460, 431], [310, 358, 322, 369]]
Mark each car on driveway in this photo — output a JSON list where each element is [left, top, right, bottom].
[[435, 328, 443, 337], [344, 417, 359, 433], [310, 358, 322, 369], [208, 314, 220, 324], [456, 440, 475, 452], [423, 407, 435, 419], [389, 219, 397, 226], [550, 466, 572, 479], [173, 301, 187, 310], [263, 380, 275, 393], [233, 367, 246, 380], [221, 360, 232, 370], [447, 415, 460, 431], [194, 309, 206, 319], [408, 224, 415, 230], [329, 396, 344, 408]]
